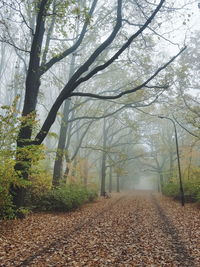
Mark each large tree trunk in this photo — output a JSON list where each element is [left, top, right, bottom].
[[12, 0, 47, 208]]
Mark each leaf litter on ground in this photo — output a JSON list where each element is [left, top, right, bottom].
[[0, 192, 199, 267]]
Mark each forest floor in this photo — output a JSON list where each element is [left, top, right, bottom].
[[0, 191, 200, 267]]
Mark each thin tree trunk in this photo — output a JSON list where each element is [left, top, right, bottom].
[[157, 174, 161, 193], [116, 174, 120, 193], [159, 171, 164, 192], [101, 152, 106, 196], [169, 151, 174, 179], [52, 99, 71, 186], [52, 53, 76, 185], [109, 166, 112, 193], [63, 108, 75, 181], [100, 118, 107, 196], [83, 161, 88, 187]]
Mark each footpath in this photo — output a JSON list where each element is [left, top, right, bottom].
[[0, 191, 199, 266]]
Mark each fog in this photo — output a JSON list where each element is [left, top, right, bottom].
[[0, 0, 200, 198], [134, 176, 158, 191]]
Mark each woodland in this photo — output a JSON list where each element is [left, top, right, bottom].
[[1, 0, 200, 266], [0, 0, 200, 220]]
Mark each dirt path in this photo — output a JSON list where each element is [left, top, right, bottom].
[[0, 192, 199, 266]]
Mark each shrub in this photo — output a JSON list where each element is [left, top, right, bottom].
[[25, 165, 52, 207], [0, 99, 19, 219], [86, 188, 98, 202], [35, 184, 98, 212], [0, 98, 51, 219], [163, 179, 200, 203], [0, 186, 15, 219], [196, 192, 200, 203], [0, 99, 98, 218], [15, 207, 31, 219], [162, 182, 179, 199], [183, 180, 200, 202]]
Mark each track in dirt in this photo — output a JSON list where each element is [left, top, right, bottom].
[[15, 196, 126, 267], [151, 194, 196, 267], [0, 192, 199, 267]]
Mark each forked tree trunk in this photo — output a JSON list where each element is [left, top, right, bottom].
[[12, 0, 47, 208]]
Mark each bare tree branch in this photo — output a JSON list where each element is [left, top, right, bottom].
[[173, 116, 200, 139], [67, 94, 160, 123], [39, 0, 98, 75], [70, 0, 166, 92]]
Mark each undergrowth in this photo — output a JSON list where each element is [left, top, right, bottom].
[[162, 179, 200, 203], [31, 184, 98, 212]]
